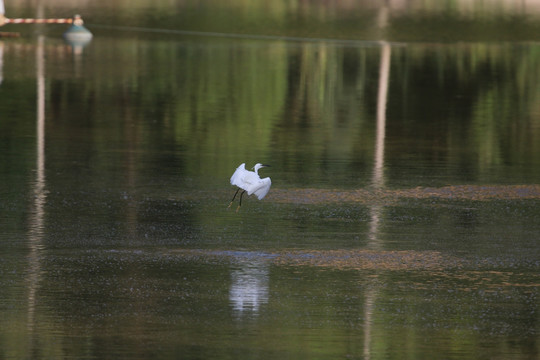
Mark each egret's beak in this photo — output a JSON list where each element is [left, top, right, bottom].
[[262, 164, 270, 167]]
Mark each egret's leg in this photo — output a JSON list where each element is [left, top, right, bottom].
[[236, 190, 246, 212], [228, 188, 241, 208]]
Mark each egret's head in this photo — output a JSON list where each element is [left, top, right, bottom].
[[253, 163, 270, 172]]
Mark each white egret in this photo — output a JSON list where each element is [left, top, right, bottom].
[[228, 163, 271, 212]]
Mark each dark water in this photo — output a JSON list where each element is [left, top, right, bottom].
[[1, 1, 539, 359]]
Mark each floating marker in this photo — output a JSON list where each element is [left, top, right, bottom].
[[63, 15, 92, 46], [0, 10, 92, 45], [4, 17, 73, 24]]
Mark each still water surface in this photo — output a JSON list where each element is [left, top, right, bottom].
[[0, 1, 539, 359]]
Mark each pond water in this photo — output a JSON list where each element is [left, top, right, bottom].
[[0, 1, 539, 359]]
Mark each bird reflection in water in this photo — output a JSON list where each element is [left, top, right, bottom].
[[229, 259, 269, 317]]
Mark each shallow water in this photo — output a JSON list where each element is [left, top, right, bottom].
[[1, 1, 539, 359]]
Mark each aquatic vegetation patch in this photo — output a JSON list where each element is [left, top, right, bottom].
[[170, 248, 461, 271], [269, 185, 540, 204]]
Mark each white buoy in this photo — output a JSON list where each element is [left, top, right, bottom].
[[63, 15, 92, 46]]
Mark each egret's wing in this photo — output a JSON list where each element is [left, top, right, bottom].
[[233, 170, 260, 192], [230, 163, 246, 186], [250, 177, 271, 200]]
